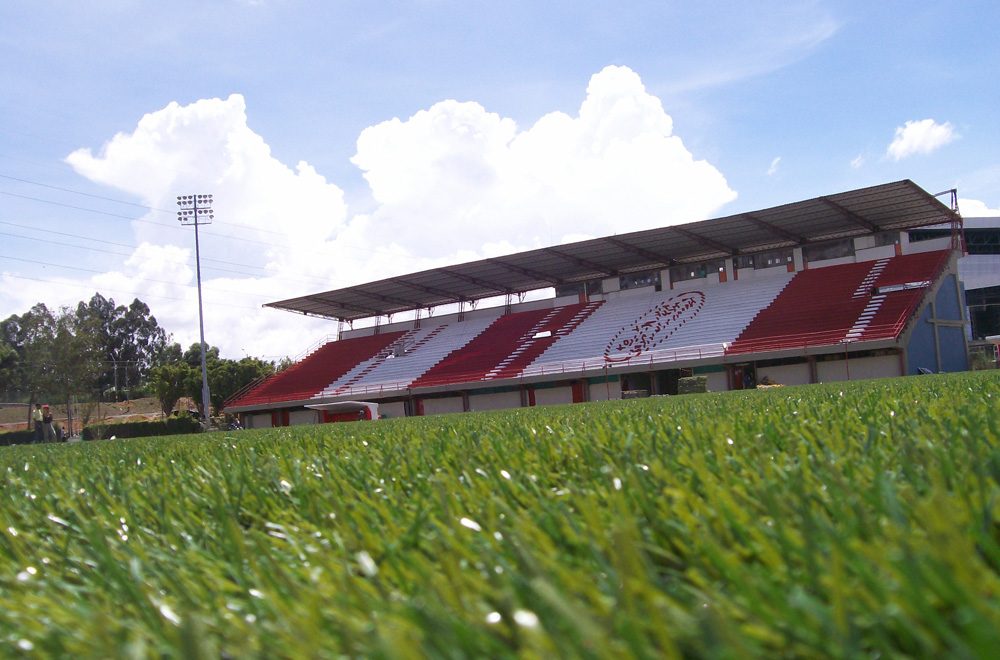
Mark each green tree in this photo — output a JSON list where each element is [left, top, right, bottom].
[[150, 362, 197, 417], [155, 341, 184, 366], [46, 311, 103, 435], [3, 305, 57, 402], [76, 293, 168, 400], [0, 339, 17, 396], [183, 342, 220, 369], [208, 357, 274, 412]]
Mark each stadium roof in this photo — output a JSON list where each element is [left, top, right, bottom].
[[267, 179, 959, 321]]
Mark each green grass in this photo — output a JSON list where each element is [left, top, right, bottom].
[[1, 371, 998, 657]]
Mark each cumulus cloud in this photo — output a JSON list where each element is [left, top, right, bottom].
[[959, 198, 1000, 217], [886, 119, 957, 161], [354, 65, 735, 256], [43, 66, 734, 358]]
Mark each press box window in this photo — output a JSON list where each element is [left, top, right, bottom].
[[670, 259, 725, 283]]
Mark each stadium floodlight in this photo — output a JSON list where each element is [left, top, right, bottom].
[[177, 193, 214, 425]]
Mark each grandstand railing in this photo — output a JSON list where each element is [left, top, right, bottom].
[[724, 320, 911, 355], [319, 342, 730, 398]]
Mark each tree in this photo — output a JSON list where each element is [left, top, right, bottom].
[[46, 311, 102, 435], [183, 342, 220, 369], [155, 341, 184, 367], [75, 293, 167, 400], [150, 362, 197, 417], [208, 357, 274, 412], [0, 339, 17, 396], [4, 305, 58, 404]]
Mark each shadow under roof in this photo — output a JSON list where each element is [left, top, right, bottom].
[[266, 179, 959, 321]]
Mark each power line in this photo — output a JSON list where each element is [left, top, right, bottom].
[[0, 253, 284, 302], [0, 173, 170, 212], [0, 188, 353, 257], [0, 219, 342, 287], [0, 171, 327, 240], [1, 273, 264, 312]]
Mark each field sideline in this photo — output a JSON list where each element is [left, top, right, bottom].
[[1, 372, 998, 657]]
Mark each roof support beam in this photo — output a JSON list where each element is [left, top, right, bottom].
[[392, 279, 463, 300], [604, 237, 674, 265], [353, 289, 419, 308], [313, 297, 382, 317], [542, 247, 616, 276], [435, 268, 511, 294], [742, 213, 808, 244], [670, 226, 737, 255], [485, 258, 563, 285], [818, 196, 880, 232]]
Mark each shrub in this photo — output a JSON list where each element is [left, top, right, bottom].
[[81, 415, 201, 441], [0, 429, 36, 446], [677, 375, 708, 393]]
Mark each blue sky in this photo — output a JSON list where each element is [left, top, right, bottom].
[[1, 1, 998, 358]]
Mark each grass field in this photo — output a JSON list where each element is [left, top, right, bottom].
[[1, 372, 998, 657]]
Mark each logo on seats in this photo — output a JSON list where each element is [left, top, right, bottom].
[[604, 292, 705, 362]]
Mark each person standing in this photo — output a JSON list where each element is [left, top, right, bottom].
[[42, 405, 55, 442], [32, 404, 43, 443]]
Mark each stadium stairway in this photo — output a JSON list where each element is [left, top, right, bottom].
[[227, 332, 406, 407], [410, 308, 555, 387], [485, 301, 603, 380], [523, 274, 793, 374], [726, 250, 951, 354], [846, 249, 951, 343]]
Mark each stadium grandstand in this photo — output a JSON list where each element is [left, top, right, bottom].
[[227, 179, 978, 427]]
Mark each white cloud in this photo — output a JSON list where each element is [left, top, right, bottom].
[[886, 119, 957, 161], [355, 65, 735, 257], [850, 154, 865, 169], [766, 156, 781, 176], [959, 198, 1000, 217], [26, 66, 735, 359]]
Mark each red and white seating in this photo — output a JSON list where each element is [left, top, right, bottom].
[[523, 274, 794, 375], [726, 250, 949, 354]]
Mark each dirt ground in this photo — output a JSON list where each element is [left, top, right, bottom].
[[0, 397, 197, 433]]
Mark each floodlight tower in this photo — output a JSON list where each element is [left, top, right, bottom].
[[177, 194, 214, 425]]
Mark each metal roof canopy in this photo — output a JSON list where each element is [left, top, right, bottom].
[[267, 180, 959, 322]]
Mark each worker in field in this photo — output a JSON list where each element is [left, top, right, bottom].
[[42, 405, 55, 442], [32, 403, 43, 442]]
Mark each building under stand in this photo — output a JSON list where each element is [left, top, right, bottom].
[[226, 179, 977, 428]]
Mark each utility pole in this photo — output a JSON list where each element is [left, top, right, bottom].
[[177, 194, 214, 426]]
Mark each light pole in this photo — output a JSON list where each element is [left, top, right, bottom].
[[177, 194, 214, 425]]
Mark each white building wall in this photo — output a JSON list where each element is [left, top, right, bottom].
[[422, 396, 465, 416], [672, 273, 720, 291], [534, 386, 573, 406], [793, 247, 805, 271], [816, 355, 900, 382], [906, 236, 951, 254], [469, 391, 521, 412], [589, 378, 622, 401], [758, 362, 811, 386], [706, 371, 729, 392], [380, 401, 407, 418], [288, 410, 319, 426], [245, 413, 271, 429], [808, 256, 856, 269], [855, 245, 897, 261], [289, 410, 319, 426]]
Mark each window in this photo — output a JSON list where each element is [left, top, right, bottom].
[[555, 279, 603, 298], [803, 238, 854, 262], [670, 259, 725, 283], [735, 249, 792, 271], [619, 270, 661, 291]]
